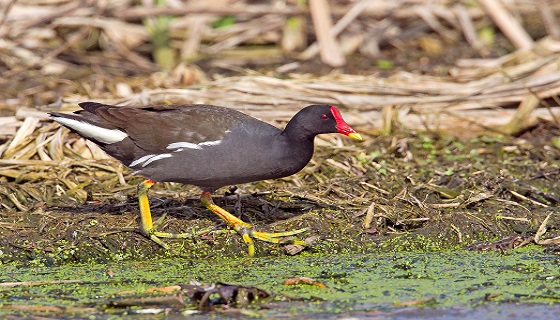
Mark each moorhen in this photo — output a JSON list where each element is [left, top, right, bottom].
[[49, 102, 362, 256]]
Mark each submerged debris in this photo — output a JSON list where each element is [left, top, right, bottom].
[[108, 281, 269, 311]]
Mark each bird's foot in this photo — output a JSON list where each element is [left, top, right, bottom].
[[233, 224, 309, 257], [201, 191, 308, 256], [139, 215, 208, 250]]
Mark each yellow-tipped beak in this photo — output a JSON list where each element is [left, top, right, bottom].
[[347, 132, 363, 141]]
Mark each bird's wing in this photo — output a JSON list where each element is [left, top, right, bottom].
[[78, 102, 247, 153]]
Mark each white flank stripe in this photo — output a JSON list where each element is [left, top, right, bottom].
[[167, 140, 222, 150], [130, 154, 156, 167], [129, 153, 173, 167], [167, 141, 201, 150], [199, 140, 223, 147], [142, 154, 172, 166], [53, 117, 128, 144]]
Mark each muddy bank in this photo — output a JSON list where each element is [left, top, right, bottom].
[[0, 120, 558, 265]]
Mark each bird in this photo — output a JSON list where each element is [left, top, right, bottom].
[[49, 102, 362, 256]]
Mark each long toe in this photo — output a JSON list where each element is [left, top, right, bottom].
[[235, 226, 309, 257], [250, 228, 309, 243]]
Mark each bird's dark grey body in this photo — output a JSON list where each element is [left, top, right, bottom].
[[133, 116, 315, 190], [49, 102, 335, 191]]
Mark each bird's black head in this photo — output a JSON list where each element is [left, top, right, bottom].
[[284, 104, 362, 141]]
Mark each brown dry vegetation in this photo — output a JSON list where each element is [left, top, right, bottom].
[[0, 0, 559, 264]]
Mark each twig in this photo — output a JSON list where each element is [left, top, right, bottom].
[[300, 0, 372, 61], [363, 202, 375, 228], [499, 94, 541, 134], [450, 223, 462, 243], [478, 0, 534, 50], [180, 16, 208, 59], [493, 198, 531, 213], [114, 4, 309, 21], [534, 212, 555, 244], [308, 0, 345, 67], [359, 181, 390, 195], [453, 5, 486, 55], [0, 0, 16, 36], [415, 6, 456, 41], [536, 1, 560, 40], [508, 190, 549, 208]]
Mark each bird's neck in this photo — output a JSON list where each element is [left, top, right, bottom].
[[283, 118, 316, 142]]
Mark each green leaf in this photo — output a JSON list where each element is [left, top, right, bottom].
[[375, 59, 394, 69], [212, 16, 236, 29]]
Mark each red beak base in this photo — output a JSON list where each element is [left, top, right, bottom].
[[330, 106, 363, 141]]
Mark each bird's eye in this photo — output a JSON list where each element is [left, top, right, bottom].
[[321, 114, 329, 120]]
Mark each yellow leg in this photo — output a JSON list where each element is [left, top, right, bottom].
[[200, 191, 308, 257], [137, 179, 197, 249]]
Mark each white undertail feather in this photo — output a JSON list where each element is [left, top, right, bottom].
[[53, 116, 128, 144]]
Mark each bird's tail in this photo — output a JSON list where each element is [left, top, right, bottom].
[[48, 111, 128, 145]]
